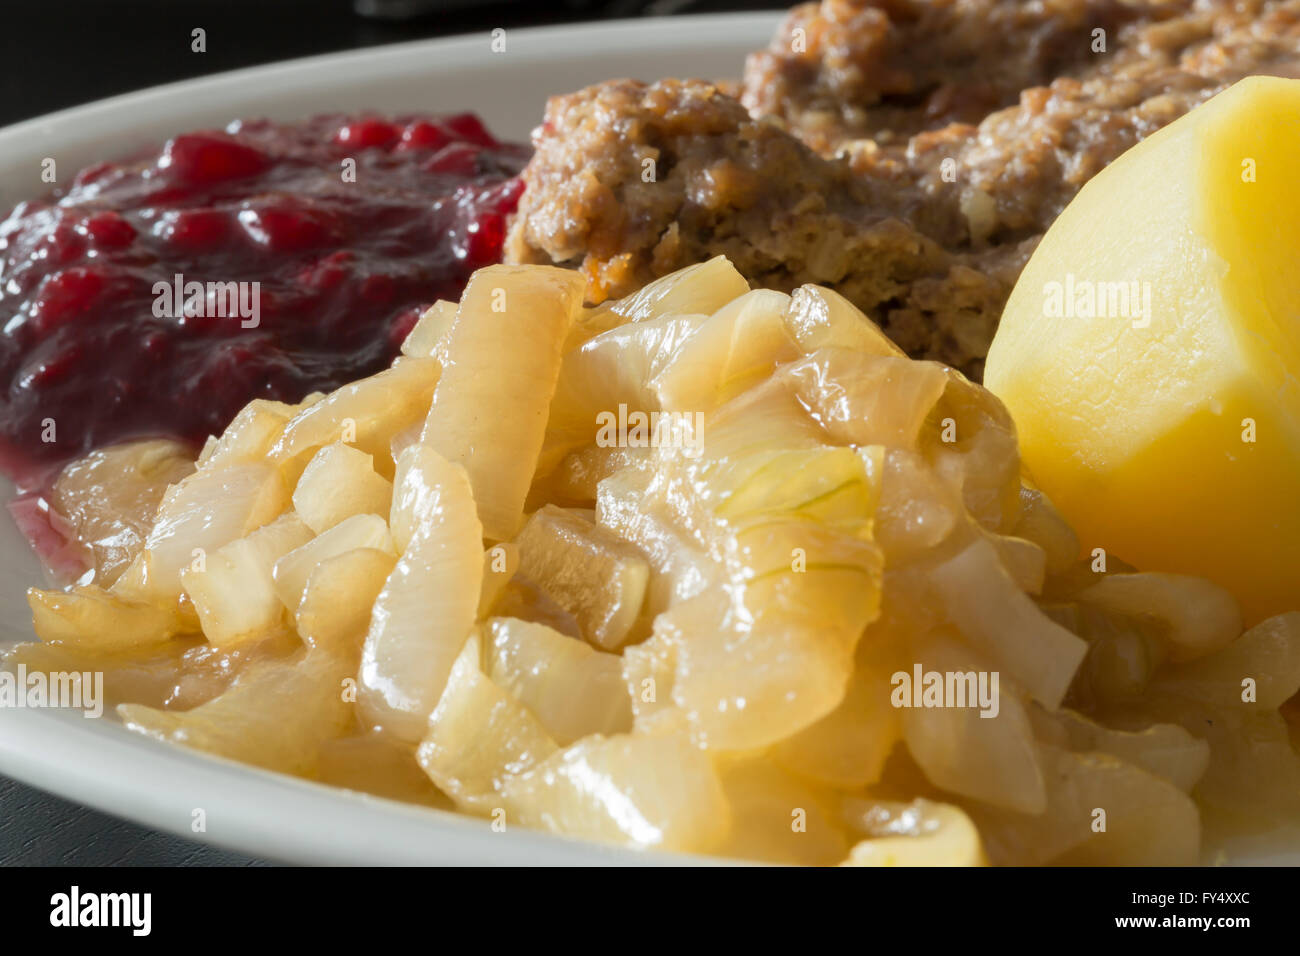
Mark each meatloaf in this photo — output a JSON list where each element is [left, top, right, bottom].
[[505, 0, 1300, 378]]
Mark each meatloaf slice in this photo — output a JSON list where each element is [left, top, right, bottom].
[[506, 0, 1300, 379], [741, 0, 1143, 150], [745, 0, 1300, 248], [504, 77, 1009, 377]]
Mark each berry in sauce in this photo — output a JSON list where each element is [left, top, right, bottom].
[[0, 112, 530, 491]]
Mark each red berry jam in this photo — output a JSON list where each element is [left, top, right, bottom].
[[0, 112, 529, 490]]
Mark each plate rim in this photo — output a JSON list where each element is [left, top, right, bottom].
[[2, 8, 1293, 868], [0, 11, 782, 144]]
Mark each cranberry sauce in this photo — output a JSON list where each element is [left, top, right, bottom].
[[0, 113, 529, 490]]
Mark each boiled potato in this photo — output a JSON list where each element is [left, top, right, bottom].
[[986, 76, 1300, 623]]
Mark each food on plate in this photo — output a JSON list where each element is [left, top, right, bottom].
[[506, 0, 1300, 378], [505, 76, 1010, 380], [3, 0, 1299, 869], [986, 75, 1300, 625], [0, 112, 527, 491], [9, 257, 1298, 865], [741, 0, 1136, 151], [8, 439, 196, 584]]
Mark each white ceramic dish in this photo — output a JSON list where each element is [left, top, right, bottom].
[[1, 12, 1295, 867], [0, 12, 779, 866]]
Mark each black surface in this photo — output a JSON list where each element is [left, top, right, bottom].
[[0, 0, 783, 128], [0, 0, 783, 867], [0, 775, 266, 866]]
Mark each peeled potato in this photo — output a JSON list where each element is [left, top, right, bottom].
[[986, 76, 1300, 624]]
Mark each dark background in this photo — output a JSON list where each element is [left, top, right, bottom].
[[0, 0, 782, 127], [0, 0, 783, 866]]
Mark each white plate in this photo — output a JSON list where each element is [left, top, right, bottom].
[[0, 12, 779, 866], [1, 12, 1295, 867]]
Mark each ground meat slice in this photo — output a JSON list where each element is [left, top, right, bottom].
[[749, 0, 1300, 248], [741, 0, 1143, 150], [507, 0, 1300, 377], [504, 77, 1004, 376]]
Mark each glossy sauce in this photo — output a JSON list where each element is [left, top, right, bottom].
[[0, 113, 528, 490]]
